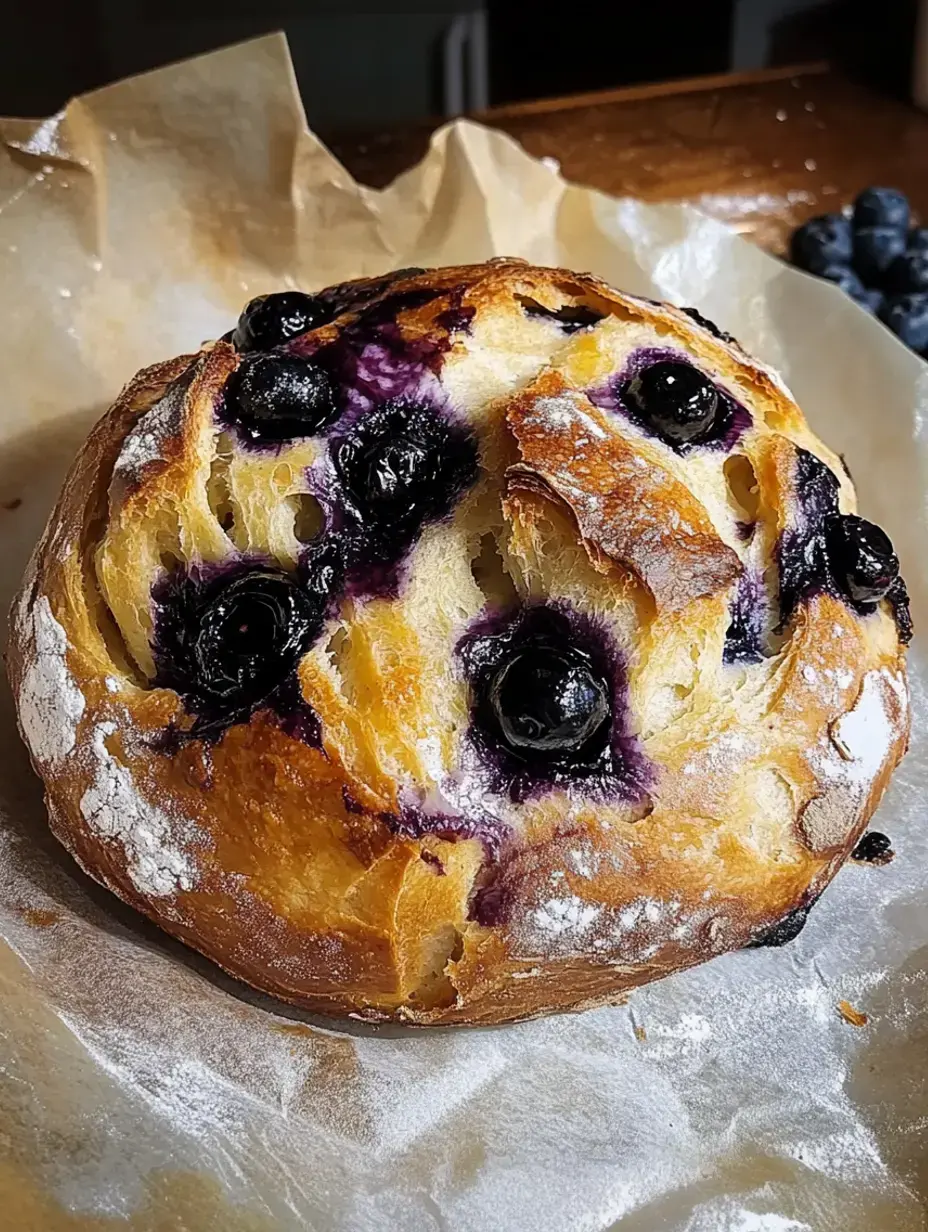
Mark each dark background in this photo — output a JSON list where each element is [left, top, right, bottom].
[[0, 0, 920, 130]]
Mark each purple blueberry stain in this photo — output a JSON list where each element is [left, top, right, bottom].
[[457, 602, 652, 806], [723, 569, 768, 665], [521, 300, 605, 332], [379, 804, 507, 856], [589, 346, 751, 453], [777, 447, 841, 627]]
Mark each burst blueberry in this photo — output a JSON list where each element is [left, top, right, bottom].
[[852, 831, 894, 864], [225, 354, 340, 443], [233, 291, 333, 352], [153, 566, 327, 728], [826, 514, 899, 604], [790, 214, 852, 274], [332, 400, 478, 540], [624, 360, 720, 447], [489, 647, 609, 755]]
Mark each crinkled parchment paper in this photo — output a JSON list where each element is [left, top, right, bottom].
[[1, 33, 926, 1232]]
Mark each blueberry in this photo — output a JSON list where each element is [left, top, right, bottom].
[[790, 214, 852, 274], [851, 830, 894, 864], [886, 250, 928, 293], [853, 186, 910, 231], [152, 567, 327, 731], [826, 514, 899, 604], [225, 354, 340, 443], [748, 902, 813, 948], [908, 226, 928, 253], [817, 263, 866, 297], [489, 647, 610, 755], [332, 401, 478, 538], [852, 226, 906, 285], [878, 292, 928, 350], [624, 360, 720, 446], [816, 265, 881, 312], [191, 571, 316, 705], [233, 291, 332, 352], [850, 286, 884, 315]]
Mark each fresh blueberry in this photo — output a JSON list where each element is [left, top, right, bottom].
[[790, 214, 853, 274], [886, 249, 928, 293], [826, 514, 899, 604], [852, 226, 906, 285], [233, 291, 332, 352], [332, 401, 478, 540], [853, 187, 910, 231], [908, 226, 928, 253], [850, 286, 885, 314], [817, 263, 866, 297], [879, 292, 928, 350], [225, 354, 340, 443], [624, 360, 720, 447], [489, 646, 610, 755]]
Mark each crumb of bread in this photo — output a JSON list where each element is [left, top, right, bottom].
[[837, 999, 868, 1027]]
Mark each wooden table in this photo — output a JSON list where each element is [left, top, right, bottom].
[[324, 64, 928, 255]]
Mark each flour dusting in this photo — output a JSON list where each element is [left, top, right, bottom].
[[824, 669, 900, 785], [80, 721, 196, 897], [17, 595, 85, 765], [113, 374, 189, 480]]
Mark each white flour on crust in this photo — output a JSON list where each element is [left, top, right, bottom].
[[17, 594, 85, 765], [113, 374, 188, 480], [80, 721, 196, 898]]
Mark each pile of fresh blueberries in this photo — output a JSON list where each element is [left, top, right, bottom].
[[791, 186, 928, 353]]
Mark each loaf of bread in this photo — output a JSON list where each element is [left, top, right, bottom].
[[8, 259, 911, 1024]]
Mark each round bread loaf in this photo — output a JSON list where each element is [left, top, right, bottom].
[[7, 260, 912, 1025]]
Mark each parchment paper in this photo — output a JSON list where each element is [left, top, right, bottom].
[[1, 33, 926, 1232]]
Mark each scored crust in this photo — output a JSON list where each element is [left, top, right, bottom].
[[7, 259, 910, 1025]]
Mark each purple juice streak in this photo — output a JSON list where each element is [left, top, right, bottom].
[[223, 284, 471, 451], [522, 302, 605, 332], [775, 447, 840, 627], [589, 346, 751, 453], [381, 805, 506, 856], [886, 576, 913, 644], [723, 569, 767, 665], [457, 602, 653, 807]]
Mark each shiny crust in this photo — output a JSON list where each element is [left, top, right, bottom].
[[7, 259, 910, 1025]]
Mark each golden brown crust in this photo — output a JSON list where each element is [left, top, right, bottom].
[[7, 258, 910, 1025]]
